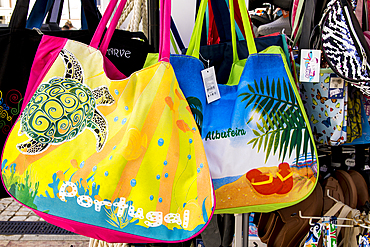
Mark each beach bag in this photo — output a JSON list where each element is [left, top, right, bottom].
[[0, 0, 105, 199], [321, 0, 370, 83], [1, 0, 214, 243], [146, 0, 317, 214], [191, 0, 318, 214], [299, 68, 348, 146]]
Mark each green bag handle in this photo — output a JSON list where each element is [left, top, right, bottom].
[[186, 0, 257, 61]]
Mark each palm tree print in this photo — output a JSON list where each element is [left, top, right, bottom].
[[239, 76, 313, 162], [186, 97, 203, 134]]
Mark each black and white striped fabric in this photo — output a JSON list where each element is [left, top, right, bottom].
[[321, 0, 370, 83]]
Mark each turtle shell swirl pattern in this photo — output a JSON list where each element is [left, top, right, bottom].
[[20, 78, 96, 144]]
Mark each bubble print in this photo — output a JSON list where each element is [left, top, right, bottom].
[[131, 179, 136, 187]]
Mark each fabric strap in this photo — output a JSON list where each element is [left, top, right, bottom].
[[300, 0, 317, 49], [26, 0, 54, 29], [187, 0, 256, 59]]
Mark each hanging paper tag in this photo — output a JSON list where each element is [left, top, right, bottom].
[[329, 75, 344, 99], [201, 66, 220, 103], [300, 49, 321, 83]]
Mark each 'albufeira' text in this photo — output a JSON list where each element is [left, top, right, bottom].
[[205, 128, 246, 141]]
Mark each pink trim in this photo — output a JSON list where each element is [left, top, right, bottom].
[[0, 166, 215, 243], [103, 56, 126, 80], [89, 0, 119, 49], [22, 35, 67, 112], [31, 203, 214, 243], [100, 0, 128, 55], [158, 0, 171, 62]]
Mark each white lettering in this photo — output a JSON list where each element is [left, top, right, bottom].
[[113, 197, 127, 217], [58, 181, 78, 202], [94, 200, 112, 212], [77, 195, 93, 208], [164, 213, 182, 225], [58, 182, 191, 228], [145, 211, 163, 227], [183, 210, 190, 228], [106, 48, 132, 58], [125, 50, 131, 58]]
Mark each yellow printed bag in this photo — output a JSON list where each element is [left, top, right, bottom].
[[1, 0, 214, 243]]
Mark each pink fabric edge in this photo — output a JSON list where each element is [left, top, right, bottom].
[[100, 0, 128, 55], [89, 0, 119, 49], [21, 35, 68, 112], [0, 186, 215, 243], [159, 0, 171, 62]]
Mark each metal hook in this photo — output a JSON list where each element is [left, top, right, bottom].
[[32, 27, 44, 35], [326, 189, 340, 203]]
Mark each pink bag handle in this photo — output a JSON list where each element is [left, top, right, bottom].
[[158, 0, 171, 62], [90, 0, 170, 62], [99, 0, 129, 55], [89, 0, 120, 49]]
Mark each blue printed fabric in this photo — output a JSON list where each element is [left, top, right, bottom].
[[300, 71, 347, 146]]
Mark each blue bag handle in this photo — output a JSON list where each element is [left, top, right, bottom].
[[26, 0, 98, 30], [26, 0, 55, 29]]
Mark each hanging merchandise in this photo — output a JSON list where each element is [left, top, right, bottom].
[[0, 0, 105, 199], [343, 88, 370, 145], [257, 182, 323, 247], [184, 0, 317, 214], [346, 87, 363, 143], [322, 217, 337, 247], [1, 0, 214, 243], [116, 0, 148, 37], [299, 69, 348, 146], [0, 0, 152, 152], [184, 1, 292, 85], [304, 222, 323, 247], [321, 0, 370, 85]]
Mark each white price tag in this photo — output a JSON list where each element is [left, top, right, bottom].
[[300, 49, 321, 83], [201, 66, 220, 103]]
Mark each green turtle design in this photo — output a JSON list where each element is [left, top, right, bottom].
[[17, 49, 115, 155]]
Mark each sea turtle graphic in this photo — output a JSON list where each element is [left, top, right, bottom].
[[17, 49, 115, 155]]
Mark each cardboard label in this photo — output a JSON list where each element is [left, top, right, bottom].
[[201, 66, 221, 103], [300, 49, 321, 83], [329, 75, 344, 99]]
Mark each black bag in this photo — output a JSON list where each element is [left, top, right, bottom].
[[0, 0, 152, 198], [321, 0, 370, 83]]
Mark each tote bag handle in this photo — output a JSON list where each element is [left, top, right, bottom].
[[186, 0, 256, 61], [26, 0, 100, 31], [90, 0, 170, 62], [8, 0, 32, 30]]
